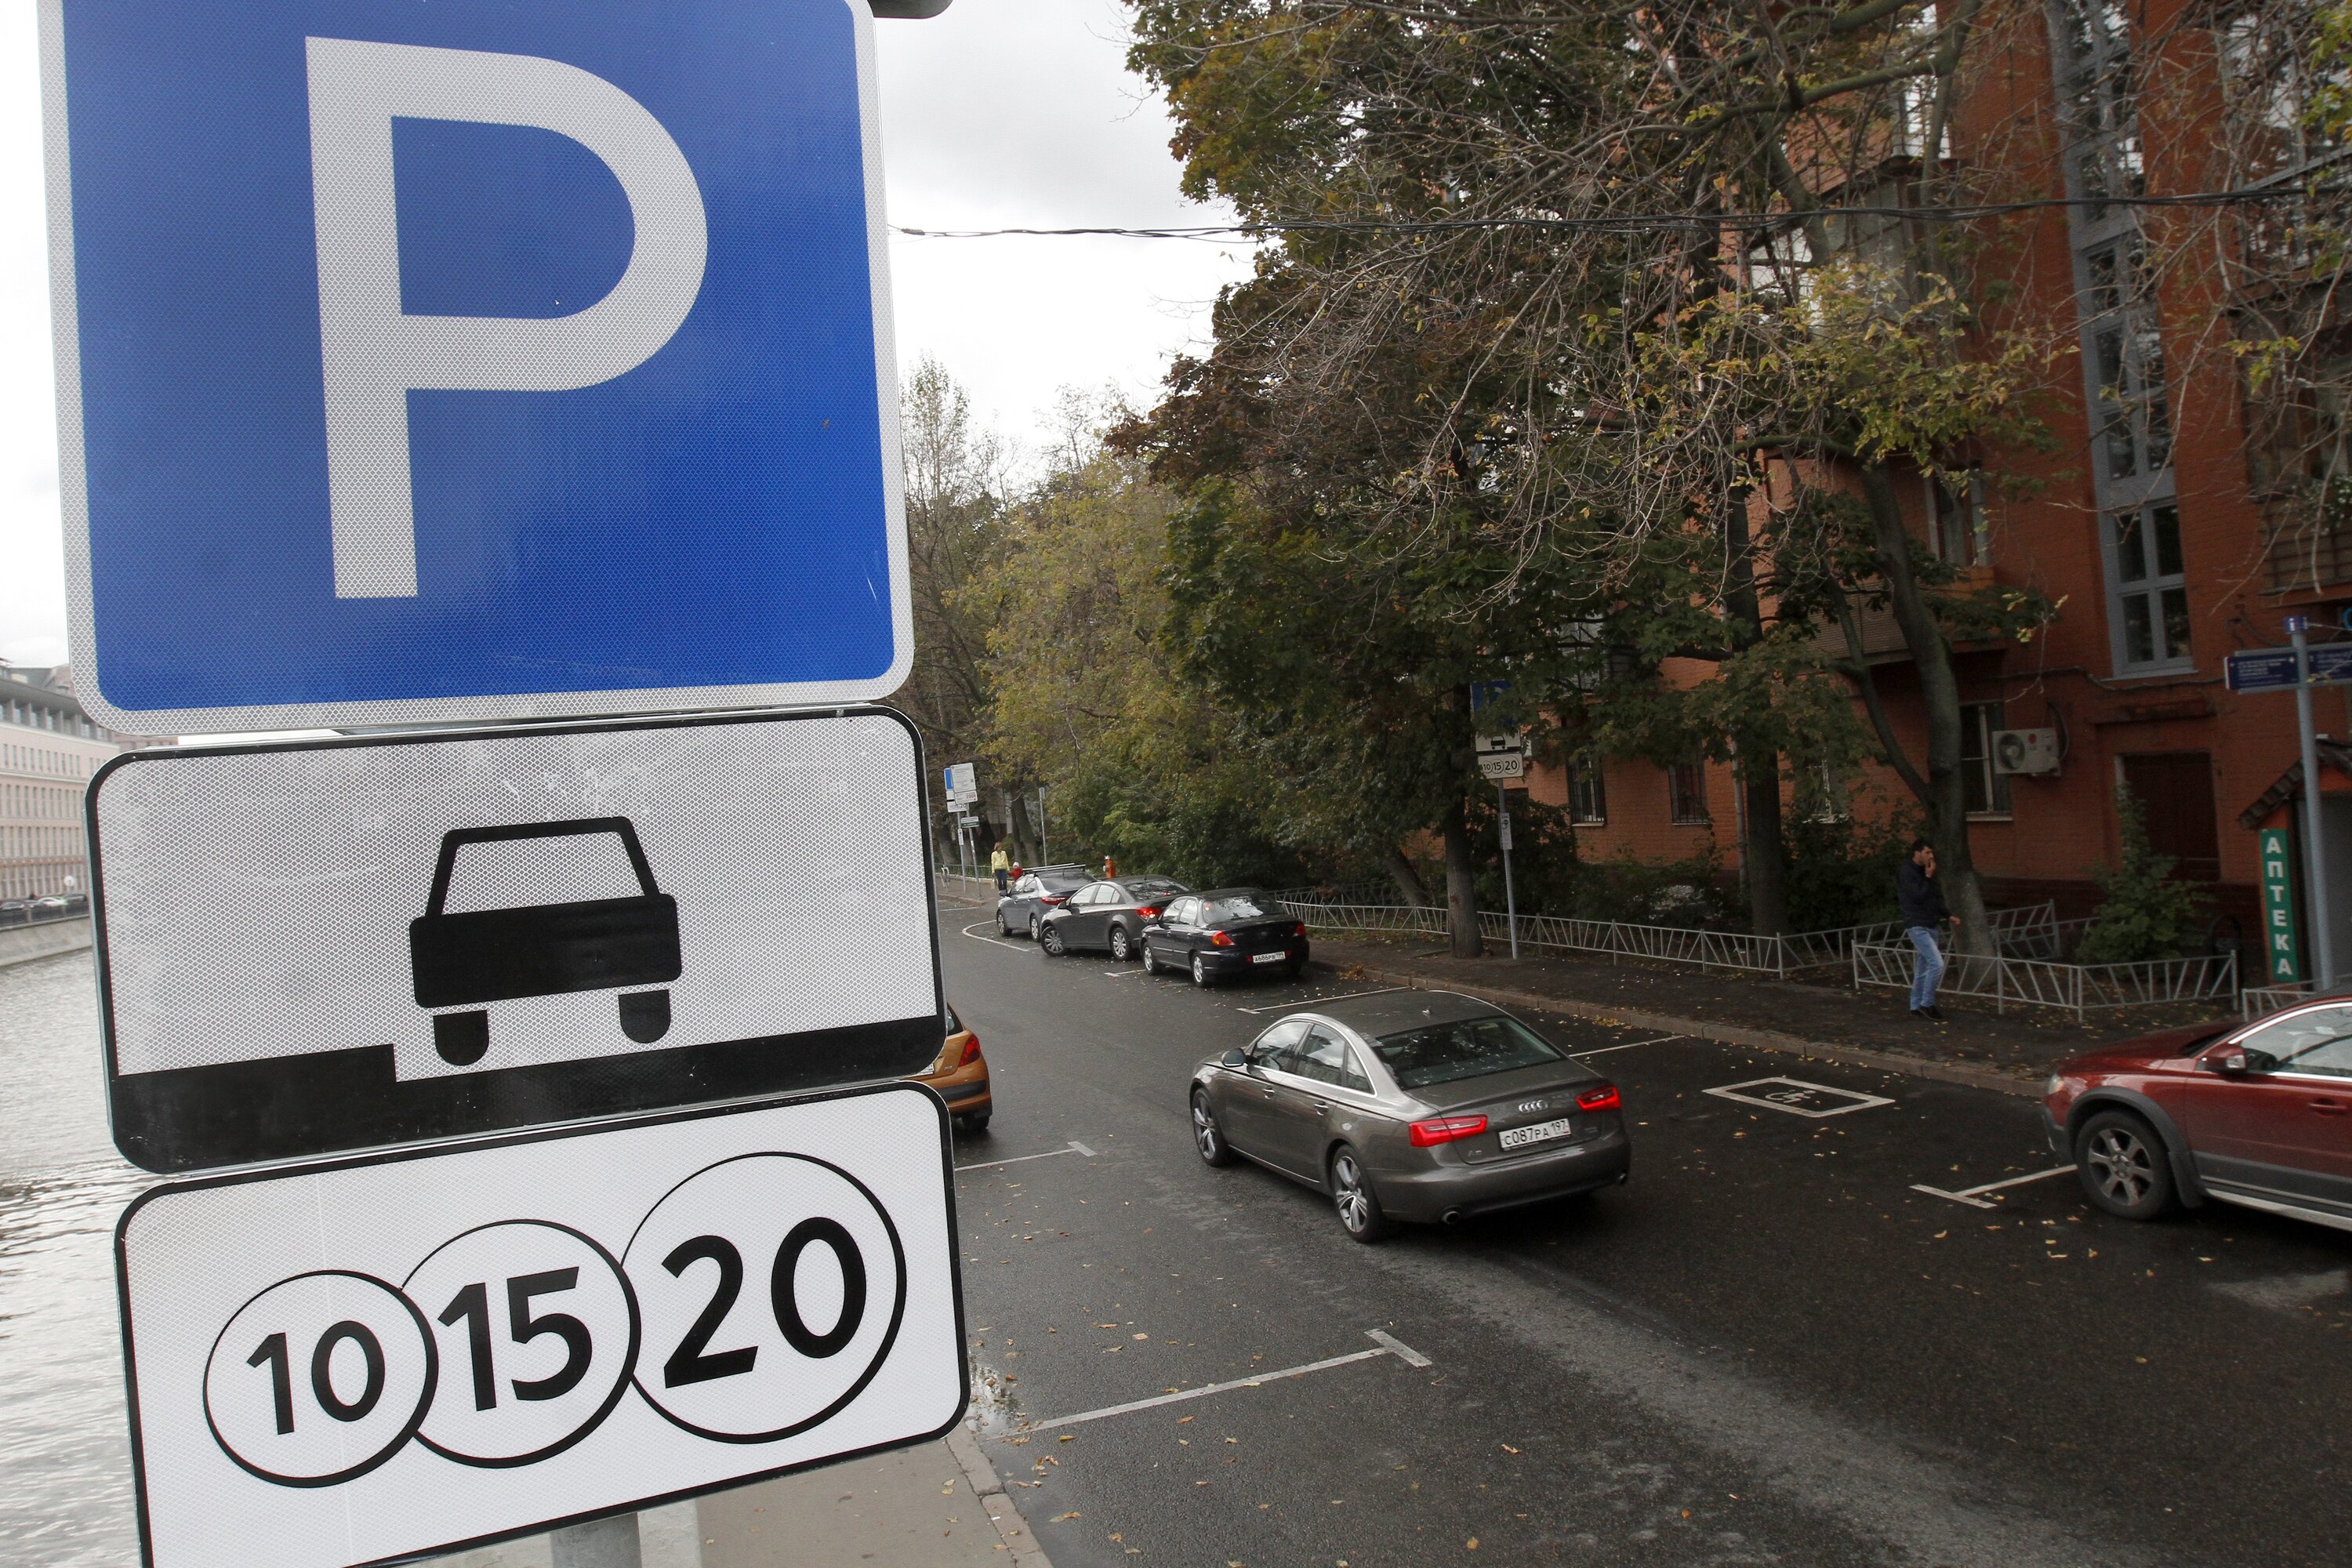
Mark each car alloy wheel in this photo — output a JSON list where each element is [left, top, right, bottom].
[[1192, 1091, 1234, 1167], [1192, 953, 1214, 988], [1328, 1145, 1387, 1243], [1141, 942, 1160, 975], [2075, 1109, 2175, 1219], [1109, 924, 1133, 961], [1041, 923, 1066, 956]]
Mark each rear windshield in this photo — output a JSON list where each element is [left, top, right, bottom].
[[1126, 877, 1186, 897], [1203, 895, 1272, 922], [1372, 1014, 1564, 1091], [1037, 870, 1090, 891]]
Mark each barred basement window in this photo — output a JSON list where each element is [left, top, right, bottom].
[[1569, 760, 1607, 826], [1668, 763, 1710, 825]]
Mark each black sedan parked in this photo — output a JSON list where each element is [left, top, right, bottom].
[[1141, 888, 1309, 986], [1189, 989, 1632, 1242], [1036, 877, 1190, 960], [996, 865, 1092, 939]]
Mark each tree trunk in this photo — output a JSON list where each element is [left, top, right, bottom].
[[1441, 797, 1484, 957], [1740, 754, 1791, 937], [1859, 465, 1992, 953], [1721, 488, 1790, 937], [998, 789, 1039, 866], [1385, 844, 1432, 908]]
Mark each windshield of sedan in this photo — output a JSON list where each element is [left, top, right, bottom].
[[1202, 895, 1271, 922], [1372, 1014, 1565, 1090]]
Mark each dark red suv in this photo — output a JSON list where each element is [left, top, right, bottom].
[[2042, 999, 2352, 1232]]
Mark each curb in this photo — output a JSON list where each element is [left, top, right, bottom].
[[947, 1424, 1052, 1567], [1337, 964, 2045, 1099]]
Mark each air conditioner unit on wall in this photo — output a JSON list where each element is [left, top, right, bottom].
[[1991, 728, 2062, 778]]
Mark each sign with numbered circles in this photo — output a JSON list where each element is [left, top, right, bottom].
[[89, 706, 943, 1173], [116, 1083, 965, 1568]]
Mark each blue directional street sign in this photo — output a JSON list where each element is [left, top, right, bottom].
[[2228, 650, 2305, 692], [2227, 645, 2352, 693], [42, 0, 909, 735]]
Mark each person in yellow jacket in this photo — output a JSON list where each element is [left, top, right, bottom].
[[990, 842, 1011, 894]]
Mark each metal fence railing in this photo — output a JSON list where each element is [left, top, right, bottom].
[[1851, 940, 2238, 1021], [1276, 898, 2062, 981], [2241, 982, 2314, 1021], [933, 868, 999, 906]]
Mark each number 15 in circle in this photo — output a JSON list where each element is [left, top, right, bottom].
[[622, 1153, 907, 1443]]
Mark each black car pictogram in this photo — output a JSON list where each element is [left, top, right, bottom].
[[410, 818, 683, 1065]]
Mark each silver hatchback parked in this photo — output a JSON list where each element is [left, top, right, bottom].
[[1189, 990, 1631, 1241]]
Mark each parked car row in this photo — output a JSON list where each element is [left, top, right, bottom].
[[996, 874, 1312, 985], [0, 892, 85, 927]]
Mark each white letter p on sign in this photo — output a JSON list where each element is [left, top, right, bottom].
[[305, 38, 708, 598]]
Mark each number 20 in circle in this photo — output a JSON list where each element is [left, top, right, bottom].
[[623, 1153, 907, 1442], [202, 1271, 437, 1486]]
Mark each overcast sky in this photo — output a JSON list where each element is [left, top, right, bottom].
[[0, 0, 1250, 666]]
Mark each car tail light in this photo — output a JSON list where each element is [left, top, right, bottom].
[[959, 1032, 982, 1067], [1137, 906, 1161, 920], [1210, 930, 1235, 947], [1041, 894, 1067, 906], [1576, 1085, 1621, 1112], [1292, 922, 1307, 938], [1409, 1115, 1487, 1147]]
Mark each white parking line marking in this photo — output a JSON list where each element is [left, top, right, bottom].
[[1571, 1033, 1683, 1057], [1010, 1330, 1432, 1433], [1911, 1166, 2075, 1210], [1101, 967, 1143, 978], [1366, 1329, 1433, 1367], [1234, 987, 1410, 1016], [956, 1141, 1098, 1175], [961, 921, 1025, 949], [1704, 1076, 1894, 1118]]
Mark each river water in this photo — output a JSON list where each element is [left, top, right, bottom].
[[0, 950, 146, 1565]]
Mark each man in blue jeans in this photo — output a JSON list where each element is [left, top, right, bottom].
[[1897, 837, 1961, 1021]]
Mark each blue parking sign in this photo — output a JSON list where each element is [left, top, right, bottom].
[[42, 0, 908, 733]]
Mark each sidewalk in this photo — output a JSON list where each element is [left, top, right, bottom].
[[1310, 935, 2238, 1093], [421, 1430, 1047, 1568]]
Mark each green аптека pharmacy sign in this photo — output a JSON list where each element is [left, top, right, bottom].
[[2259, 826, 2303, 984]]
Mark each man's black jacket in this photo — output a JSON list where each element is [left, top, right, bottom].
[[1897, 859, 1949, 929]]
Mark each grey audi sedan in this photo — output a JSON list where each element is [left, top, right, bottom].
[[1189, 990, 1630, 1242]]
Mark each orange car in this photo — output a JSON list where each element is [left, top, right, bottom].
[[914, 1005, 991, 1134]]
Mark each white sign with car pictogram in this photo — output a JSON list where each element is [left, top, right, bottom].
[[87, 707, 943, 1173], [118, 1083, 964, 1568]]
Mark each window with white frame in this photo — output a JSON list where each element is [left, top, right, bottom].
[[2110, 501, 2190, 666], [1960, 702, 2013, 818]]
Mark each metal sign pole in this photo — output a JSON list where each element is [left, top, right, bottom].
[[2292, 616, 2336, 989], [1496, 782, 1520, 960], [551, 1515, 641, 1568]]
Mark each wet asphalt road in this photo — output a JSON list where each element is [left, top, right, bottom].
[[935, 906, 2351, 1568]]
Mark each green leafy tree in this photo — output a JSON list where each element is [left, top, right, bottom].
[[2074, 787, 2203, 964]]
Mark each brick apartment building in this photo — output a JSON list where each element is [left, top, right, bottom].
[[2, 663, 140, 901], [1517, 0, 2347, 973]]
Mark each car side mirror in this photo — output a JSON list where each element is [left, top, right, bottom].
[[2205, 1048, 2249, 1076], [1220, 1047, 1247, 1069]]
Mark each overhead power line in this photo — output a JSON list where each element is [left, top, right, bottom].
[[892, 184, 2333, 241]]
